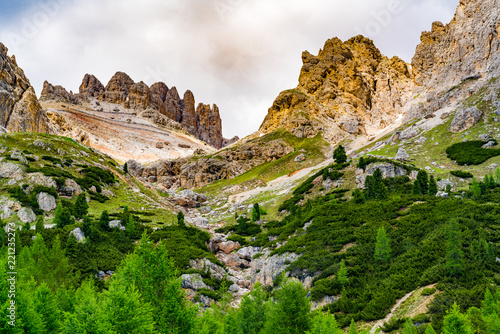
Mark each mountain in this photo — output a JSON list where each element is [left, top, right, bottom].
[[40, 72, 237, 149], [0, 43, 51, 133], [259, 35, 414, 144]]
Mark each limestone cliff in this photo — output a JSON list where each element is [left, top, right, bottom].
[[406, 0, 500, 129], [44, 72, 229, 148], [259, 36, 414, 143], [0, 43, 50, 133]]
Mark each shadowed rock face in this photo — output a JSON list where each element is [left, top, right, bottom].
[[79, 74, 105, 100], [0, 43, 51, 133], [40, 81, 80, 104], [259, 35, 414, 144]]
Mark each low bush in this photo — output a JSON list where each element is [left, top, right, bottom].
[[450, 170, 474, 178], [446, 140, 500, 165]]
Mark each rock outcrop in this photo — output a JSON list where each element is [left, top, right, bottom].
[[0, 42, 51, 133], [259, 36, 414, 143], [40, 81, 79, 104], [406, 0, 500, 121], [50, 71, 229, 148], [79, 74, 105, 100], [127, 139, 293, 189]]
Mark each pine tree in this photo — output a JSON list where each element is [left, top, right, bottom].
[[374, 227, 391, 261], [113, 233, 196, 333], [262, 279, 311, 334], [66, 233, 78, 259], [123, 162, 128, 174], [424, 324, 437, 334], [56, 207, 74, 229], [74, 193, 88, 219], [373, 168, 388, 200], [470, 179, 482, 199], [338, 259, 348, 286], [402, 319, 417, 334], [445, 219, 464, 277], [35, 216, 44, 234], [125, 215, 136, 237], [82, 216, 92, 239], [428, 175, 438, 196], [53, 203, 63, 227], [348, 319, 358, 334], [364, 175, 376, 200], [100, 282, 155, 333], [307, 312, 342, 334], [235, 283, 267, 334], [352, 189, 365, 204], [33, 283, 60, 333], [251, 203, 261, 222], [99, 210, 110, 231], [443, 303, 472, 334], [334, 145, 347, 164], [413, 170, 428, 195], [177, 211, 186, 228]]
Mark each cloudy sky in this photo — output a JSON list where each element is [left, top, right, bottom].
[[0, 0, 458, 138]]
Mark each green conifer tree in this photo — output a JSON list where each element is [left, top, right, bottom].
[[82, 216, 92, 239], [338, 259, 348, 286], [126, 215, 136, 237], [428, 175, 438, 196], [352, 189, 365, 204], [443, 303, 472, 334], [252, 203, 261, 222], [402, 319, 418, 334], [74, 193, 88, 219], [374, 227, 391, 261], [445, 219, 464, 277], [348, 319, 358, 334], [65, 233, 78, 259], [123, 162, 128, 174], [177, 211, 186, 228], [99, 210, 110, 231], [35, 216, 44, 234], [334, 145, 347, 164], [424, 324, 437, 334]]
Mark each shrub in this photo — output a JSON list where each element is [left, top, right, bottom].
[[227, 234, 248, 245], [88, 191, 109, 203], [446, 140, 500, 165], [450, 170, 474, 178], [422, 287, 437, 296]]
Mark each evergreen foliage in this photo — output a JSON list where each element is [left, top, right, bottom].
[[333, 145, 347, 164], [177, 211, 186, 228], [74, 192, 89, 219], [374, 227, 391, 261]]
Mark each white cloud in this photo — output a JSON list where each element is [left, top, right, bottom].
[[0, 0, 457, 138]]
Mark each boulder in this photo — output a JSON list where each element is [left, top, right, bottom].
[[437, 179, 455, 192], [450, 107, 482, 133], [237, 246, 263, 260], [70, 227, 86, 242], [219, 241, 240, 254], [195, 217, 209, 228], [37, 192, 57, 212], [10, 150, 27, 164], [109, 220, 125, 230], [0, 162, 23, 179], [18, 207, 36, 223], [400, 127, 420, 140], [482, 141, 496, 148], [189, 259, 226, 280], [294, 154, 306, 162], [395, 147, 410, 161], [180, 274, 207, 290], [251, 252, 301, 286], [228, 284, 240, 292], [200, 206, 212, 214]]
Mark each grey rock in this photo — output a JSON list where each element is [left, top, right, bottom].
[[228, 284, 240, 292], [416, 137, 427, 144], [189, 259, 226, 280], [200, 206, 212, 214], [251, 252, 301, 286], [400, 127, 420, 140], [237, 246, 263, 260], [395, 147, 410, 161], [479, 134, 490, 141], [195, 217, 209, 228], [199, 295, 213, 307], [7, 179, 16, 186], [10, 150, 27, 164], [109, 220, 125, 230], [294, 153, 306, 162], [436, 191, 449, 198], [26, 173, 57, 188], [70, 227, 86, 242], [101, 189, 114, 197], [482, 141, 496, 148], [18, 207, 36, 223], [437, 179, 455, 192], [37, 192, 57, 212], [181, 274, 208, 290], [0, 162, 24, 180], [450, 107, 482, 133]]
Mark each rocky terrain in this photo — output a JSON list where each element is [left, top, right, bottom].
[[40, 72, 236, 149], [259, 35, 414, 144], [0, 43, 51, 133]]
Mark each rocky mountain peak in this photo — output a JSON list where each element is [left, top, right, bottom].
[[40, 81, 79, 104], [102, 71, 135, 104], [0, 42, 51, 133], [260, 35, 414, 143], [79, 74, 105, 100]]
